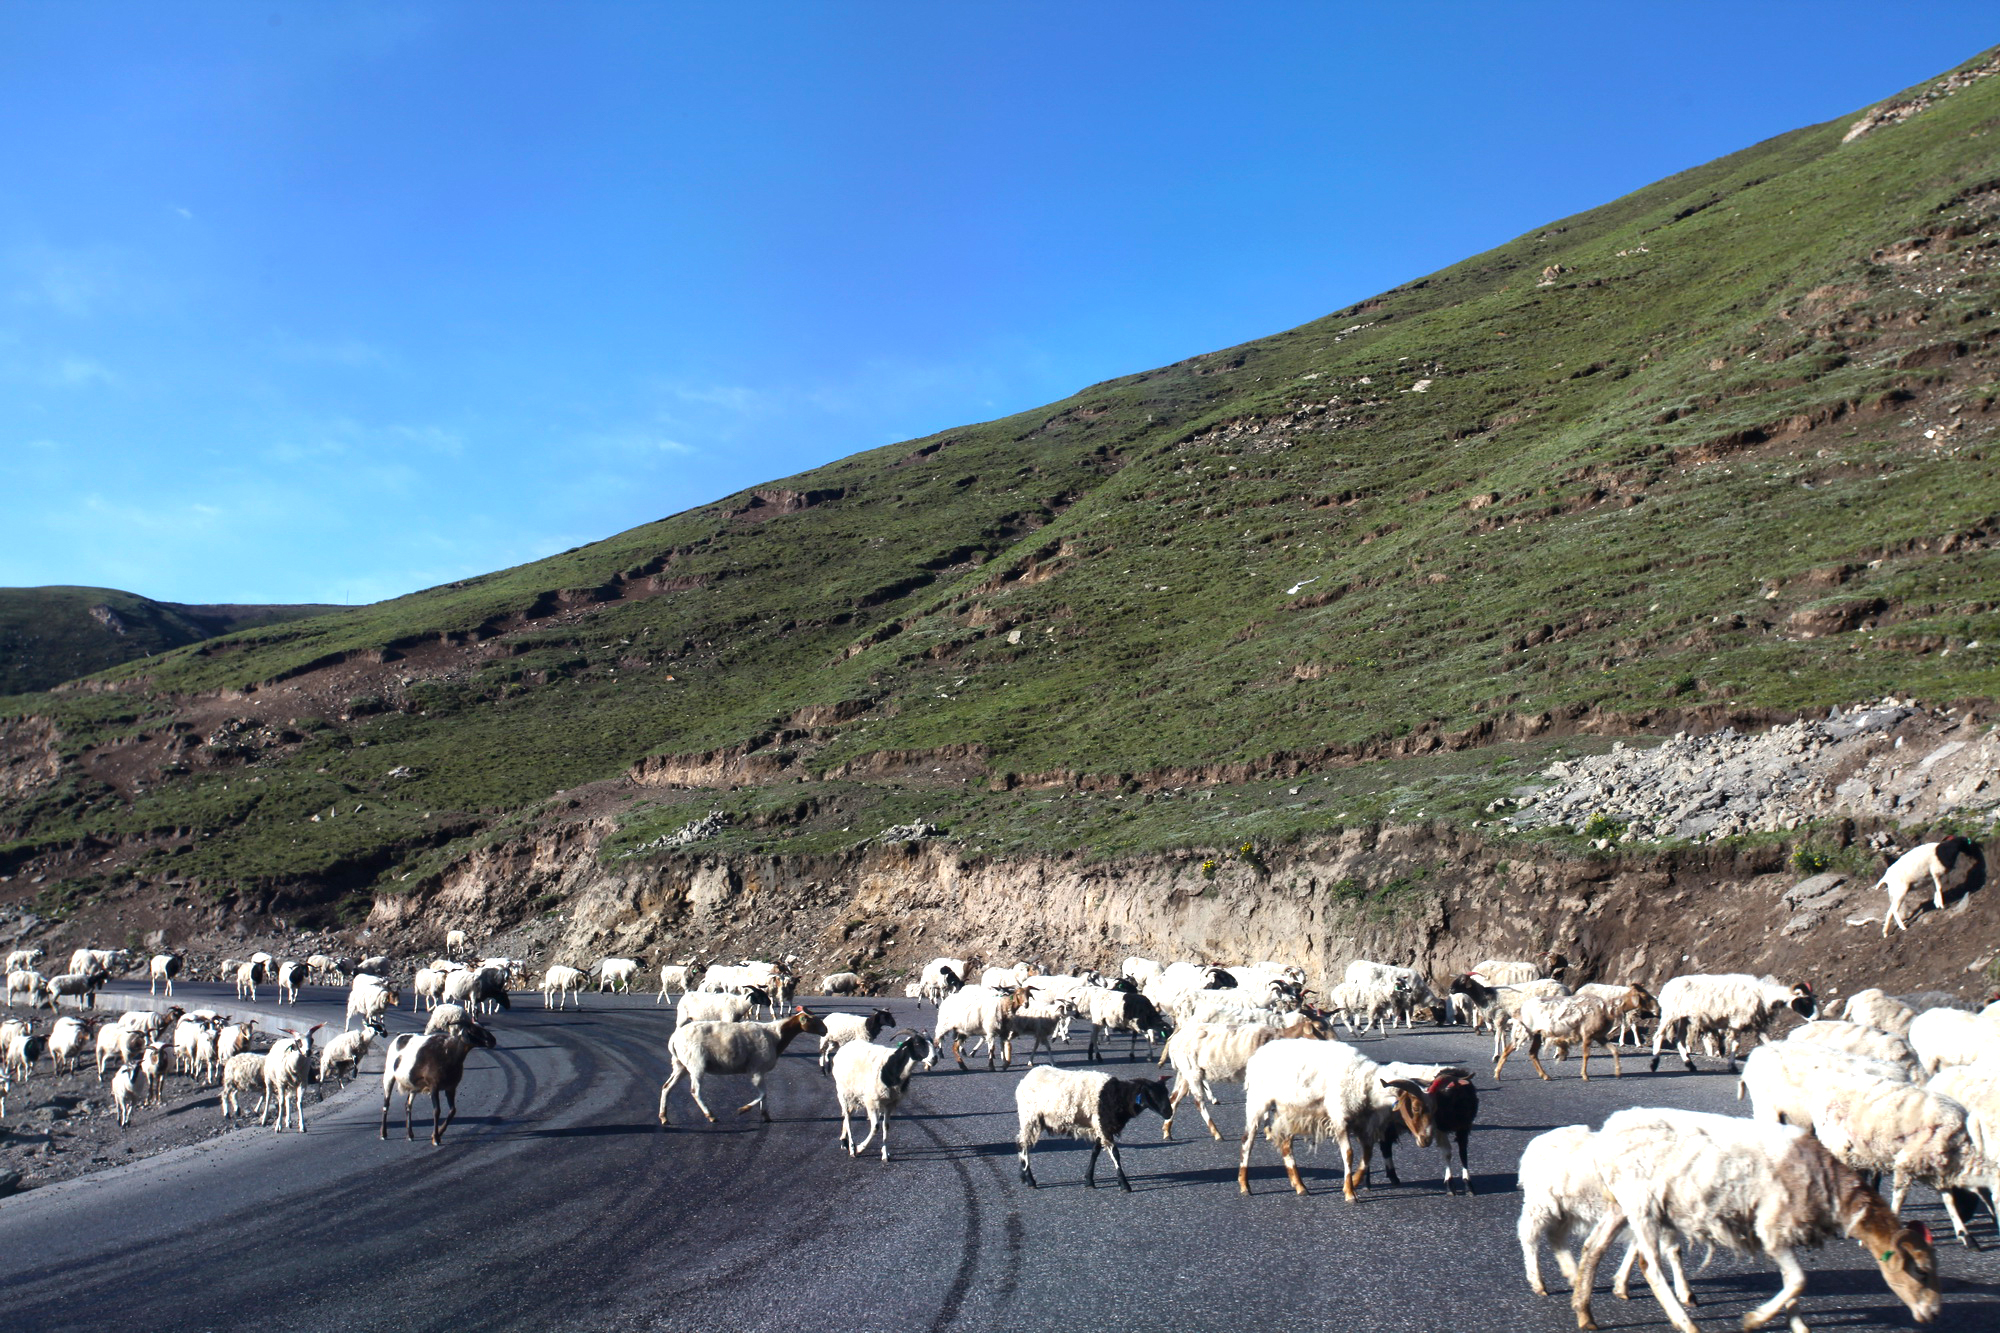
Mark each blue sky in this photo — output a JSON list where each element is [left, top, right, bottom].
[[2, 3, 1992, 605]]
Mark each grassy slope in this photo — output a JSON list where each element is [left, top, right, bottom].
[[5, 50, 2000, 912], [0, 586, 343, 696]]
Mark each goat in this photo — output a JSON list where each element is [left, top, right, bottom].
[[655, 963, 693, 1002], [378, 1015, 499, 1145], [148, 953, 182, 996], [542, 964, 587, 1010], [1876, 835, 1979, 935]]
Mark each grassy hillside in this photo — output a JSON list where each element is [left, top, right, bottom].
[[0, 586, 344, 696], [4, 48, 2000, 921]]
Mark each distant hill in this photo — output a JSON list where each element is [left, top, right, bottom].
[[3, 47, 2000, 919], [0, 586, 344, 695]]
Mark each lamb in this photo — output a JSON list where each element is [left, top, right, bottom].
[[218, 1051, 267, 1119], [1785, 1019, 1921, 1075], [379, 1013, 499, 1145], [816, 1008, 896, 1072], [96, 1021, 144, 1079], [1841, 987, 1919, 1036], [276, 960, 309, 1004], [148, 953, 182, 996], [655, 963, 692, 1001], [5, 947, 43, 972], [657, 1008, 826, 1124], [1875, 835, 1978, 935], [674, 989, 762, 1028], [820, 971, 863, 996], [1566, 1107, 1940, 1333], [1074, 984, 1171, 1062], [595, 957, 641, 993], [932, 985, 1035, 1070], [1006, 995, 1077, 1066], [833, 1029, 935, 1161], [318, 1023, 381, 1085], [542, 965, 587, 1010], [426, 1002, 471, 1033], [1236, 1038, 1438, 1201], [1161, 1012, 1335, 1139], [1016, 1065, 1172, 1191], [1495, 993, 1623, 1080], [260, 1026, 321, 1132], [1907, 1005, 2000, 1074], [1648, 973, 1817, 1073], [1517, 1124, 1691, 1302]]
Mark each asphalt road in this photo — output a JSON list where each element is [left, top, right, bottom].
[[1, 981, 1995, 1333]]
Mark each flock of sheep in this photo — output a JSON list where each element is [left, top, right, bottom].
[[5, 894, 1998, 1331]]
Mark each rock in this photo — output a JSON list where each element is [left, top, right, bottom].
[[1783, 872, 1848, 909], [0, 1169, 20, 1197]]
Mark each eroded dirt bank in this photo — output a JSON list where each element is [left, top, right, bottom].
[[370, 817, 1997, 1004]]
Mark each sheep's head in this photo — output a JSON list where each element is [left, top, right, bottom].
[[866, 1009, 896, 1037], [1789, 982, 1818, 1019], [1870, 1221, 1940, 1323], [790, 1006, 828, 1037], [1128, 1077, 1172, 1119], [1381, 1078, 1436, 1148]]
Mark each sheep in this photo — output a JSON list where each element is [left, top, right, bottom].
[[542, 965, 587, 1010], [357, 953, 390, 975], [1908, 1005, 2000, 1074], [216, 1021, 252, 1066], [411, 967, 449, 1010], [1927, 1062, 2000, 1204], [833, 1029, 935, 1161], [379, 1014, 499, 1145], [319, 1022, 381, 1086], [1343, 960, 1443, 1027], [1236, 1039, 1438, 1201], [1567, 1107, 1940, 1333], [674, 989, 762, 1028], [980, 962, 1037, 989], [1376, 1061, 1481, 1195], [1471, 957, 1554, 986], [1162, 1012, 1335, 1139], [445, 928, 469, 954], [47, 1015, 91, 1075], [148, 953, 181, 996], [4, 968, 49, 1008], [1841, 987, 1919, 1036], [816, 1009, 896, 1072], [274, 960, 309, 1004], [68, 947, 127, 976], [218, 1051, 267, 1119], [699, 961, 770, 996], [47, 971, 107, 1009], [1072, 984, 1171, 1062], [234, 958, 269, 1001], [658, 1008, 827, 1125], [932, 985, 1035, 1070], [5, 947, 43, 972], [1648, 973, 1817, 1073], [1007, 995, 1077, 1066], [1175, 988, 1290, 1029], [1495, 993, 1623, 1081], [305, 953, 341, 983], [821, 971, 863, 996], [1016, 1065, 1172, 1191], [216, 958, 242, 983], [260, 1025, 321, 1132], [655, 963, 692, 1002], [1785, 1019, 1921, 1075], [1575, 982, 1658, 1047], [919, 957, 970, 1008], [111, 1055, 152, 1126], [95, 1021, 144, 1080], [426, 1002, 471, 1034], [589, 957, 639, 993], [184, 1023, 221, 1085], [443, 965, 511, 1016], [1517, 1125, 1691, 1302], [2, 1023, 45, 1083], [116, 1005, 181, 1038], [1876, 835, 1978, 935], [1450, 975, 1563, 1061], [1326, 977, 1404, 1036], [346, 978, 400, 1030], [1739, 1041, 1914, 1132]]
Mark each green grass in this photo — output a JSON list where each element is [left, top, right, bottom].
[[7, 49, 2000, 907]]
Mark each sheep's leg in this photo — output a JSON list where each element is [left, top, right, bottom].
[[1237, 1105, 1265, 1194], [1495, 1038, 1518, 1077], [1931, 868, 1947, 911], [1890, 1172, 1909, 1214], [1941, 1188, 1979, 1248], [1280, 1135, 1308, 1196], [1083, 1143, 1103, 1188], [1741, 1247, 1807, 1331], [953, 1034, 967, 1071], [1521, 1213, 1552, 1295], [738, 1071, 769, 1121], [1528, 1035, 1553, 1081], [1107, 1139, 1133, 1192], [1341, 1130, 1372, 1202], [1606, 1039, 1622, 1078], [1455, 1128, 1473, 1194], [688, 1070, 718, 1123], [404, 1090, 416, 1140], [1195, 1083, 1222, 1141], [1018, 1125, 1040, 1186], [1569, 1213, 1631, 1332]]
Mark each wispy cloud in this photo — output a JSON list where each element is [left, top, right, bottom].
[[53, 355, 115, 388], [7, 243, 128, 318]]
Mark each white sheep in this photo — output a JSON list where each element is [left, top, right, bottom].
[[261, 1026, 320, 1132], [1840, 987, 1918, 1036], [542, 965, 587, 1010], [4, 947, 43, 972], [1875, 835, 1976, 935], [1516, 1124, 1689, 1302], [1470, 959, 1548, 986], [1907, 1005, 2000, 1074], [1015, 1065, 1172, 1191], [443, 965, 510, 1015], [930, 984, 1033, 1070], [820, 971, 863, 996], [47, 1015, 90, 1075], [1738, 1041, 1913, 1132], [979, 962, 1036, 989], [346, 978, 399, 1030], [47, 971, 106, 1009], [675, 990, 759, 1027], [1162, 1013, 1334, 1139], [1120, 956, 1163, 988], [1784, 1019, 1921, 1075], [1006, 995, 1076, 1066], [1343, 960, 1441, 1026], [426, 1002, 470, 1034], [1648, 973, 1816, 1073], [148, 953, 181, 996], [595, 957, 641, 993], [218, 1051, 267, 1119], [816, 1009, 896, 1072], [111, 1058, 150, 1127], [658, 1010, 826, 1124], [656, 963, 693, 1002], [445, 928, 468, 954], [1325, 977, 1403, 1035], [1236, 1038, 1437, 1201], [319, 1022, 381, 1085], [95, 1021, 143, 1080], [1566, 1107, 1940, 1333], [1495, 993, 1622, 1081], [4, 968, 48, 1008], [833, 1030, 934, 1161]]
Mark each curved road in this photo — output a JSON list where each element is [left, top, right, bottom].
[[2, 981, 1996, 1332]]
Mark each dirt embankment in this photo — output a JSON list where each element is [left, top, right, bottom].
[[368, 816, 1997, 1006]]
